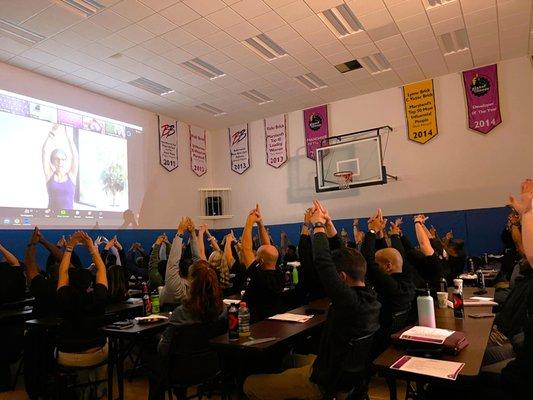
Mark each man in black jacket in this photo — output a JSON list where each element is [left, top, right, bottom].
[[244, 201, 380, 400]]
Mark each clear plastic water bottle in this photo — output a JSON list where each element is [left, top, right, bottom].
[[238, 301, 250, 338], [417, 290, 436, 328]]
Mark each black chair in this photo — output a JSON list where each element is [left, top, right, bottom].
[[55, 358, 108, 400], [150, 319, 232, 400], [323, 333, 375, 400]]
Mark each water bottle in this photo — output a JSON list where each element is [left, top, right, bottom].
[[468, 258, 475, 274], [238, 302, 250, 338], [150, 291, 160, 314], [340, 228, 348, 243], [292, 265, 299, 286], [453, 285, 464, 319], [438, 277, 447, 293], [141, 282, 152, 316], [476, 268, 486, 290], [228, 303, 239, 341], [417, 290, 436, 328]]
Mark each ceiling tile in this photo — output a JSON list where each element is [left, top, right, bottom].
[[180, 40, 216, 56], [432, 16, 465, 35], [460, 0, 496, 14], [290, 14, 328, 36], [47, 58, 83, 73], [224, 21, 260, 40], [22, 4, 84, 36], [345, 0, 386, 16], [426, 0, 462, 24], [80, 42, 117, 59], [99, 33, 136, 52], [117, 25, 156, 44], [91, 10, 132, 32], [160, 2, 202, 26], [0, 0, 53, 24], [122, 45, 157, 61], [137, 13, 178, 35], [232, 0, 271, 19], [70, 21, 112, 41], [160, 28, 198, 47], [395, 12, 430, 32], [9, 56, 42, 70], [182, 18, 220, 38], [394, 65, 425, 84], [0, 49, 15, 62], [276, 0, 314, 23], [304, 0, 344, 13], [20, 48, 56, 64], [203, 31, 238, 47], [162, 47, 194, 63], [340, 30, 373, 47], [138, 0, 180, 11], [0, 37, 31, 54], [183, 0, 226, 15], [140, 37, 177, 54], [263, 0, 298, 7], [250, 11, 287, 30], [206, 7, 246, 28], [111, 0, 154, 22], [386, 0, 425, 20]]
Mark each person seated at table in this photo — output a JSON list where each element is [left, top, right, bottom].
[[150, 219, 191, 311], [106, 263, 129, 304], [126, 242, 149, 280], [55, 231, 108, 393], [148, 260, 226, 400], [361, 212, 415, 351], [0, 241, 26, 305], [244, 200, 380, 400], [240, 204, 284, 323]]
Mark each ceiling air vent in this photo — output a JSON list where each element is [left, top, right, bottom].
[[319, 4, 363, 38], [295, 73, 328, 91], [425, 0, 451, 7], [244, 34, 287, 61], [359, 53, 391, 74], [335, 59, 363, 73], [58, 0, 105, 16], [195, 103, 226, 116], [0, 18, 45, 44], [241, 89, 273, 105], [181, 58, 225, 80], [438, 29, 469, 54], [128, 77, 174, 96]]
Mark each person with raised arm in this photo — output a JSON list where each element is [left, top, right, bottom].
[[0, 241, 26, 305], [244, 200, 380, 399], [240, 204, 284, 322], [55, 231, 108, 371], [412, 214, 445, 287]]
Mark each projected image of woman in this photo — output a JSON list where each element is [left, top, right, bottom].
[[42, 124, 78, 210]]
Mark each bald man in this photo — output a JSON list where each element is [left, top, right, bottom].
[[241, 206, 284, 322]]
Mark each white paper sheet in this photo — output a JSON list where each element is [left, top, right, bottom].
[[268, 313, 314, 323], [390, 356, 465, 380], [400, 326, 455, 344]]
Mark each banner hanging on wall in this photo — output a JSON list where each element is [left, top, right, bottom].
[[403, 79, 438, 144], [462, 64, 502, 134], [189, 125, 207, 176], [158, 115, 178, 171], [303, 105, 329, 160], [228, 123, 250, 174], [264, 114, 288, 168]]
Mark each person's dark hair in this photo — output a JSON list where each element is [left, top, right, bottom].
[[105, 253, 117, 267], [107, 265, 128, 303], [430, 238, 444, 256], [448, 239, 464, 253], [184, 260, 223, 321], [331, 247, 367, 282], [68, 268, 94, 291], [158, 260, 167, 283]]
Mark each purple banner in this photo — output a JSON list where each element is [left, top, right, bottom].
[[462, 64, 501, 134], [304, 105, 328, 160]]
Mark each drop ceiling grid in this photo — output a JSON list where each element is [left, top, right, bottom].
[[0, 0, 530, 129]]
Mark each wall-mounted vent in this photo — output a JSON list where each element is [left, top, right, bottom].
[[359, 53, 391, 74], [0, 18, 45, 44], [128, 77, 174, 96], [295, 73, 328, 91], [438, 29, 469, 54], [319, 4, 363, 38], [181, 58, 225, 80], [195, 103, 226, 116], [58, 0, 105, 16], [335, 59, 363, 73], [240, 89, 273, 105], [244, 34, 287, 61]]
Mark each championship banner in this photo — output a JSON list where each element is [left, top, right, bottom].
[[403, 79, 438, 144], [264, 114, 288, 168], [158, 115, 178, 171], [189, 125, 207, 176], [304, 105, 328, 160], [229, 123, 250, 174], [462, 64, 501, 134]]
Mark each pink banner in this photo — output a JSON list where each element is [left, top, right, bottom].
[[304, 105, 328, 160], [264, 114, 288, 168], [189, 125, 207, 176], [462, 64, 502, 134]]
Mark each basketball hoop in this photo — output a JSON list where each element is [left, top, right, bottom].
[[333, 171, 353, 190]]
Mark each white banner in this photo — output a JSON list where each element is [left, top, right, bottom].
[[228, 123, 250, 174], [189, 125, 207, 176], [158, 116, 178, 172], [264, 114, 288, 168]]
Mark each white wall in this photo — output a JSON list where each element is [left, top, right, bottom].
[[210, 56, 533, 229], [0, 62, 214, 229]]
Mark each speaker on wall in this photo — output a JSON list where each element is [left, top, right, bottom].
[[205, 196, 222, 216]]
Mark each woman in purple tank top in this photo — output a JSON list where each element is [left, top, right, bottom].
[[42, 124, 79, 210]]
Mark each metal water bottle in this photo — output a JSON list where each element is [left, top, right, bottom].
[[476, 268, 486, 290], [439, 277, 448, 293], [141, 282, 152, 316]]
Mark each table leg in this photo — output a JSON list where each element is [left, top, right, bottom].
[[107, 339, 115, 400], [117, 338, 125, 400]]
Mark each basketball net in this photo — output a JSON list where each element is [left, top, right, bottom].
[[334, 171, 353, 190]]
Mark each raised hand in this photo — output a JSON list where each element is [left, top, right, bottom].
[[57, 235, 67, 248], [67, 231, 84, 248], [353, 219, 359, 227], [304, 208, 313, 225], [509, 179, 533, 215], [30, 227, 41, 245], [113, 235, 123, 250], [246, 208, 261, 225], [414, 214, 428, 224], [388, 220, 401, 236], [177, 217, 189, 235], [155, 234, 166, 246], [309, 200, 327, 225], [80, 231, 94, 249]]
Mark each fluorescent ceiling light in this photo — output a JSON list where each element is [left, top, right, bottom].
[[438, 29, 469, 54], [295, 73, 328, 91], [57, 0, 105, 16], [319, 4, 363, 38], [244, 34, 287, 61], [128, 77, 174, 96], [0, 18, 45, 44], [181, 58, 225, 80], [359, 53, 391, 74], [196, 103, 226, 116], [241, 89, 273, 105]]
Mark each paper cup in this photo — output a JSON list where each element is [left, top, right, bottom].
[[437, 292, 448, 308], [453, 278, 463, 292]]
